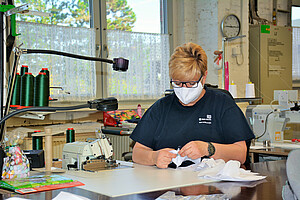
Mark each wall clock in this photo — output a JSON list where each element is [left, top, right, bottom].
[[221, 14, 241, 38]]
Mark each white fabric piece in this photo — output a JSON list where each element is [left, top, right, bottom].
[[197, 158, 226, 170], [156, 191, 229, 200], [197, 158, 226, 177], [217, 160, 241, 177], [169, 149, 202, 168], [53, 191, 91, 200], [197, 158, 266, 182]]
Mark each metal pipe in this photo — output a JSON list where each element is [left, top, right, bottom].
[[0, 53, 20, 141], [0, 12, 4, 127]]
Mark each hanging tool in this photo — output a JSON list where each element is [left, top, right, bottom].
[[221, 35, 246, 88]]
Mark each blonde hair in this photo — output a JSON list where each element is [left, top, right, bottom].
[[169, 42, 207, 80]]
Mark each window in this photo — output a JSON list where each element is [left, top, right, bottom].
[[292, 6, 300, 84], [13, 0, 170, 104], [15, 0, 95, 102], [292, 6, 300, 27], [107, 30, 170, 100], [105, 0, 170, 101]]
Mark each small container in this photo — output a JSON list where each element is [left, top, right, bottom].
[[66, 128, 75, 143], [245, 82, 255, 98], [229, 81, 237, 98], [137, 104, 142, 118], [32, 130, 43, 150], [263, 140, 271, 147]]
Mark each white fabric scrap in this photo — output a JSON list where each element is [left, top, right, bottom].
[[156, 191, 230, 200], [53, 191, 91, 200], [169, 149, 201, 168], [197, 159, 266, 182]]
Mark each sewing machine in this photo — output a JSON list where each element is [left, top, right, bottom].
[[246, 90, 300, 143], [62, 133, 115, 170]]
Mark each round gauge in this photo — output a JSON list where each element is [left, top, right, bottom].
[[221, 14, 241, 38]]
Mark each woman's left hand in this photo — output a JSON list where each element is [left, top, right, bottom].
[[178, 141, 209, 159]]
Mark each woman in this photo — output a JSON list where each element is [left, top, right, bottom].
[[130, 42, 254, 168]]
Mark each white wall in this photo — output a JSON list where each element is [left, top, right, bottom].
[[217, 0, 249, 97], [171, 0, 290, 98], [172, 0, 248, 97], [172, 0, 218, 85]]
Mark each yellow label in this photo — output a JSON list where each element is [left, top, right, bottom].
[[275, 131, 281, 141]]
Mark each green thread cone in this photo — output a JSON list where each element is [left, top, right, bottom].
[[34, 72, 49, 107], [66, 128, 75, 143], [20, 65, 28, 76], [20, 72, 34, 106], [40, 68, 50, 99], [10, 73, 21, 106]]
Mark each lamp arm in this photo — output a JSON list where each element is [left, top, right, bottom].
[[4, 53, 20, 117], [0, 53, 20, 141], [0, 46, 126, 142], [20, 48, 129, 72], [0, 96, 118, 126], [21, 49, 114, 64], [0, 104, 89, 126]]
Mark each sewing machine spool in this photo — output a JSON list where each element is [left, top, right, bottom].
[[32, 128, 65, 173]]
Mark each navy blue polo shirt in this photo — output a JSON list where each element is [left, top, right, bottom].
[[130, 87, 254, 151]]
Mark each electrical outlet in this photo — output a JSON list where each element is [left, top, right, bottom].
[[232, 45, 240, 57], [274, 90, 298, 102], [278, 91, 288, 102]]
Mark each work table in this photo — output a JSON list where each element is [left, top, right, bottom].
[[0, 160, 287, 199]]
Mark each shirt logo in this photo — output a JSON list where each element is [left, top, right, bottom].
[[199, 115, 212, 124]]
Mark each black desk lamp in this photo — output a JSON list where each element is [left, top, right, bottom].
[[2, 46, 129, 138], [0, 3, 129, 179], [0, 46, 129, 178]]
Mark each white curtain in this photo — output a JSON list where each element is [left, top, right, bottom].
[[107, 30, 170, 100], [293, 27, 300, 80], [15, 21, 96, 101], [15, 22, 170, 102]]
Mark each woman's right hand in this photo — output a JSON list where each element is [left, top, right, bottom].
[[153, 148, 177, 168]]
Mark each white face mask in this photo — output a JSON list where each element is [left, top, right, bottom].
[[174, 82, 203, 105]]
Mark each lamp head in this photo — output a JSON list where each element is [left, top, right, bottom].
[[113, 58, 129, 72], [88, 97, 118, 111]]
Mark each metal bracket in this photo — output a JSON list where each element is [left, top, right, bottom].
[[0, 4, 29, 36], [18, 113, 45, 120], [4, 4, 28, 16]]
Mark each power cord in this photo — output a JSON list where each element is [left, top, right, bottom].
[[255, 110, 274, 140]]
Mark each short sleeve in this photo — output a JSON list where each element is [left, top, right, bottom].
[[221, 105, 255, 143], [130, 101, 162, 149]]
